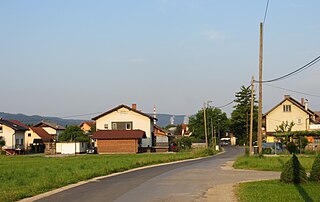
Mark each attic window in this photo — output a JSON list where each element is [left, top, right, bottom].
[[104, 124, 108, 129], [283, 105, 291, 112]]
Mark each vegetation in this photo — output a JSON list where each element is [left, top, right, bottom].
[[0, 148, 218, 202], [230, 85, 257, 146], [0, 138, 5, 155], [59, 125, 89, 142], [237, 180, 320, 202], [189, 107, 229, 142], [310, 153, 320, 182], [280, 154, 307, 183], [233, 155, 315, 172]]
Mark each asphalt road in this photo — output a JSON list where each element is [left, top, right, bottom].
[[36, 147, 245, 202]]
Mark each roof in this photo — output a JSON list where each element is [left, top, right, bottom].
[[92, 104, 156, 121], [264, 96, 317, 117], [30, 127, 53, 142], [154, 124, 166, 133], [0, 119, 28, 131], [92, 129, 146, 140], [79, 121, 95, 127], [34, 121, 65, 130]]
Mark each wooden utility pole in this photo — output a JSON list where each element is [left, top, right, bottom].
[[249, 76, 254, 156], [203, 102, 208, 148], [211, 118, 214, 147], [258, 22, 263, 154]]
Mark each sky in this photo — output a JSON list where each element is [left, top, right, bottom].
[[1, 0, 320, 120]]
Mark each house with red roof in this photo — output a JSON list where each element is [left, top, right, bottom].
[[0, 119, 29, 154], [25, 127, 55, 154], [79, 121, 95, 133], [92, 104, 156, 153]]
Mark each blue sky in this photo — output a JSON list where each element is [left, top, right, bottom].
[[1, 0, 320, 119]]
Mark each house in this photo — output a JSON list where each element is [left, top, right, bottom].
[[26, 127, 55, 154], [91, 104, 156, 153], [264, 95, 320, 143], [33, 121, 65, 141], [79, 121, 95, 133], [0, 119, 28, 154]]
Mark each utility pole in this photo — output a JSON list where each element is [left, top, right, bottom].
[[249, 76, 254, 156], [211, 118, 214, 147], [258, 22, 263, 154], [203, 102, 208, 148]]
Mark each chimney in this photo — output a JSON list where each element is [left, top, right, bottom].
[[132, 104, 137, 110], [305, 99, 308, 111], [301, 98, 304, 106], [284, 95, 290, 99]]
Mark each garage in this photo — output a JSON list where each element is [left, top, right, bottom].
[[92, 129, 146, 154]]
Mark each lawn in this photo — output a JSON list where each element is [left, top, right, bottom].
[[233, 155, 315, 172], [236, 180, 320, 202], [234, 154, 320, 202], [0, 149, 216, 202]]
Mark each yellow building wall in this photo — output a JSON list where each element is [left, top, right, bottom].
[[266, 100, 309, 134], [24, 130, 42, 149]]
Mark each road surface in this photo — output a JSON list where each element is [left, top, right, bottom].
[[34, 147, 279, 202]]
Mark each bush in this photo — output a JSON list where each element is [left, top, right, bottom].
[[310, 154, 320, 182], [280, 154, 307, 184], [287, 142, 298, 154], [174, 137, 192, 151], [262, 148, 272, 154]]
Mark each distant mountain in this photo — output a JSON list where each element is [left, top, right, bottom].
[[0, 112, 86, 126], [0, 112, 188, 128], [151, 114, 187, 128]]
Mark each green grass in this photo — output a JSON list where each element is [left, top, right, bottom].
[[236, 180, 320, 202], [233, 155, 315, 172], [0, 148, 217, 202]]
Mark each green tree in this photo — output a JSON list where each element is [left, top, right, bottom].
[[189, 107, 229, 144], [174, 124, 182, 136], [59, 125, 89, 142], [275, 121, 295, 146], [230, 85, 258, 145]]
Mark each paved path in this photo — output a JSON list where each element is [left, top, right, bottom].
[[24, 147, 280, 202]]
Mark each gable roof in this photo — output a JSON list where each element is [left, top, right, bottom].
[[92, 129, 146, 140], [34, 121, 65, 130], [30, 127, 53, 142], [79, 121, 95, 127], [264, 96, 317, 117], [0, 119, 28, 131], [92, 104, 156, 121]]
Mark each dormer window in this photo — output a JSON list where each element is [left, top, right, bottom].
[[283, 105, 291, 112]]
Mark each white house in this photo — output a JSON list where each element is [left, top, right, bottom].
[[0, 119, 28, 154], [33, 121, 65, 141], [92, 104, 156, 152]]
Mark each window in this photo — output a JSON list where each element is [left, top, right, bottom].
[[0, 126, 2, 133], [104, 124, 108, 129], [20, 139, 24, 146], [28, 133, 31, 137], [111, 122, 133, 130], [126, 123, 132, 130], [283, 105, 291, 112], [297, 118, 302, 125], [16, 139, 19, 144]]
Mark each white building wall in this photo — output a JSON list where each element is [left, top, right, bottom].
[[56, 142, 87, 154]]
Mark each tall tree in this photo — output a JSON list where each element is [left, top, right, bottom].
[[59, 125, 89, 142], [189, 107, 229, 144], [230, 85, 258, 145]]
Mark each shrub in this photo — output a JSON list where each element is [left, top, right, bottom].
[[310, 154, 320, 182], [287, 142, 298, 154], [280, 154, 307, 184], [176, 137, 192, 150], [262, 148, 272, 154]]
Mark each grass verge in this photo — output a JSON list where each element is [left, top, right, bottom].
[[233, 155, 315, 172], [236, 180, 320, 202], [0, 148, 217, 202]]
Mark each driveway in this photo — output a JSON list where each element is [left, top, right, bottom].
[[28, 147, 279, 202]]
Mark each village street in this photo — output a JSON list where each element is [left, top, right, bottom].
[[32, 147, 280, 202]]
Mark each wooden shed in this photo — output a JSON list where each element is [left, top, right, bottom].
[[92, 130, 146, 154]]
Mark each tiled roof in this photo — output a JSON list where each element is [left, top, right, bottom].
[[30, 127, 53, 142], [34, 121, 65, 130], [0, 119, 28, 131], [92, 104, 156, 121], [80, 121, 95, 127], [92, 130, 146, 140]]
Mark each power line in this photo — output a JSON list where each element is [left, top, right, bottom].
[[263, 0, 270, 24], [61, 112, 102, 119], [265, 84, 320, 98], [255, 55, 320, 83]]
